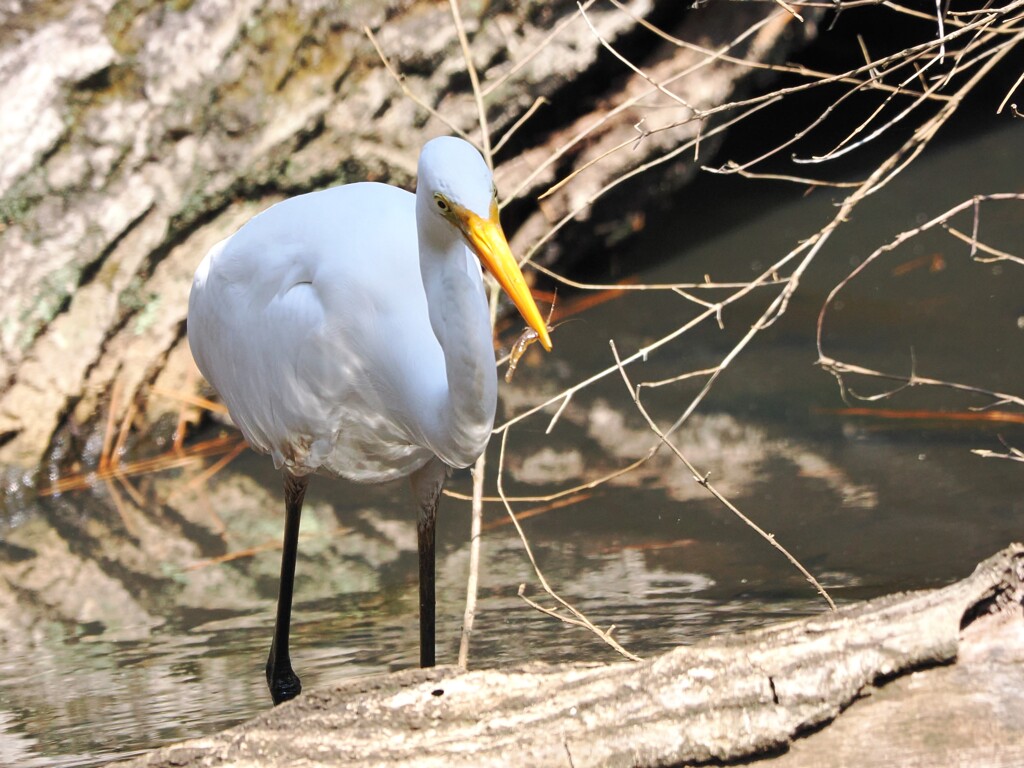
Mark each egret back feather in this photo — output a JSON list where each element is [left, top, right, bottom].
[[189, 181, 490, 482]]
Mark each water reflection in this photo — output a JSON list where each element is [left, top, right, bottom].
[[0, 412, 853, 765], [1, 122, 1023, 765]]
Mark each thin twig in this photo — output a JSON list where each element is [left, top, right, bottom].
[[482, 0, 600, 97], [817, 193, 1024, 407], [578, 2, 696, 113], [444, 448, 659, 505], [609, 341, 837, 611], [458, 450, 487, 669], [459, 284, 500, 668], [496, 430, 642, 661], [453, 0, 505, 664], [492, 96, 548, 155], [449, 0, 492, 167], [364, 25, 474, 144], [945, 223, 1024, 266]]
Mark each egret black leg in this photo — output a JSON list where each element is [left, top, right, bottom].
[[410, 458, 449, 668], [418, 502, 437, 668], [266, 471, 308, 705]]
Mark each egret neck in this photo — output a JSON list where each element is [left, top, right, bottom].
[[414, 188, 498, 469]]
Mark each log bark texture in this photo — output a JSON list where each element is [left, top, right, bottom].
[[117, 544, 1024, 767], [0, 0, 815, 469]]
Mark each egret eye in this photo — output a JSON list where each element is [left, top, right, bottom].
[[435, 196, 449, 212]]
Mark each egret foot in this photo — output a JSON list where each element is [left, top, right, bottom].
[[266, 647, 302, 705]]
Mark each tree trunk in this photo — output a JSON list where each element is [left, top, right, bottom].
[[118, 544, 1024, 767], [0, 0, 816, 470]]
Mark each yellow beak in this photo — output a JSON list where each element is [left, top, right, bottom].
[[458, 202, 552, 352]]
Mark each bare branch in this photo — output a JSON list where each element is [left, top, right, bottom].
[[363, 26, 474, 144], [449, 0, 492, 167], [609, 341, 837, 611], [496, 431, 642, 661]]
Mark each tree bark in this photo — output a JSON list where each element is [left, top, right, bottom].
[[0, 0, 816, 469], [116, 543, 1024, 767]]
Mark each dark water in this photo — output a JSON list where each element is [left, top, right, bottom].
[[1, 119, 1022, 766]]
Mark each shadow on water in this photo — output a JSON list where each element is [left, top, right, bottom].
[[2, 101, 1024, 768]]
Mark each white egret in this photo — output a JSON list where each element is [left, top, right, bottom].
[[187, 136, 552, 704]]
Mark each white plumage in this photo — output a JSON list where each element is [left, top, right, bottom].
[[189, 137, 549, 481], [186, 136, 551, 704]]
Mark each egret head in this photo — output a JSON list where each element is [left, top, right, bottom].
[[417, 137, 552, 352]]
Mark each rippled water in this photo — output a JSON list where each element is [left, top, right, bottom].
[[1, 119, 1022, 766]]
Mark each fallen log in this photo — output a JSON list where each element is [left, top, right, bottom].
[[117, 543, 1024, 767]]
